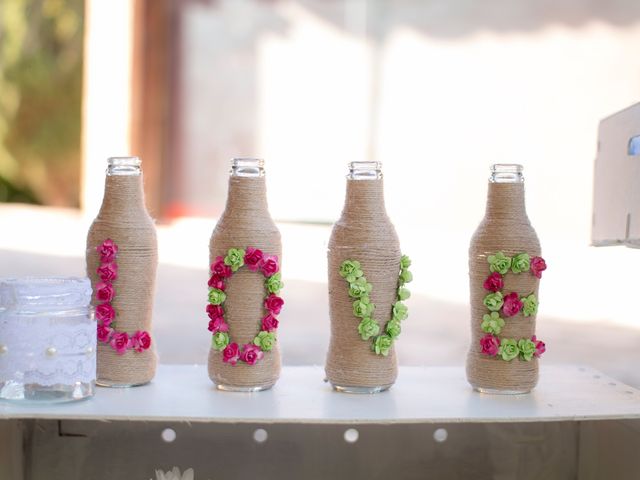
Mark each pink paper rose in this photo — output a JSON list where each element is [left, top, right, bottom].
[[208, 274, 226, 290], [260, 255, 279, 277], [110, 331, 130, 355], [530, 256, 547, 279], [97, 262, 118, 282], [97, 324, 113, 343], [222, 342, 240, 365], [211, 256, 232, 278], [502, 292, 523, 317], [97, 239, 118, 263], [264, 294, 284, 315], [261, 314, 279, 332], [96, 282, 115, 302], [206, 304, 224, 320], [131, 330, 151, 352], [95, 303, 115, 325], [240, 344, 264, 365], [483, 272, 504, 293], [480, 334, 500, 356], [532, 335, 546, 357], [208, 317, 229, 333], [244, 247, 264, 271]]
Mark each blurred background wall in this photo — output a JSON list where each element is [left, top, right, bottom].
[[2, 0, 640, 377]]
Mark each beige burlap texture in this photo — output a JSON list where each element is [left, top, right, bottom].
[[326, 178, 401, 389], [86, 174, 158, 386], [208, 176, 282, 389], [466, 182, 541, 392]]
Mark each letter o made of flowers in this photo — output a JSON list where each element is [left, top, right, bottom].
[[206, 247, 284, 366]]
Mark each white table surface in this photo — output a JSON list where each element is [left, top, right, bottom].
[[1, 365, 639, 424]]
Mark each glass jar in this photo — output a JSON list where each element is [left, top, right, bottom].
[[0, 277, 95, 403]]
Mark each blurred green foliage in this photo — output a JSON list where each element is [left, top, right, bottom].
[[0, 0, 84, 206]]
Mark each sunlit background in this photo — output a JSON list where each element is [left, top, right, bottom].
[[2, 0, 640, 386]]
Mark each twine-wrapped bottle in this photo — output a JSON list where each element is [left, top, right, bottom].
[[86, 157, 158, 387], [207, 158, 282, 391], [467, 164, 547, 394], [326, 161, 405, 393]]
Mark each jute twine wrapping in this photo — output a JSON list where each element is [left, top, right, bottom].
[[208, 176, 282, 389], [325, 178, 401, 389], [86, 174, 158, 386], [466, 182, 541, 392]]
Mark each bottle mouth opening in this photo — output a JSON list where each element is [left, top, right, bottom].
[[107, 156, 141, 176], [490, 164, 524, 183], [230, 158, 265, 177], [348, 161, 382, 180]]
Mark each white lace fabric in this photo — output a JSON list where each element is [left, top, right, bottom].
[[0, 277, 96, 386]]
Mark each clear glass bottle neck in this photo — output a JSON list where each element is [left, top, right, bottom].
[[230, 158, 264, 178], [348, 161, 382, 180], [489, 164, 523, 183], [107, 157, 141, 176]]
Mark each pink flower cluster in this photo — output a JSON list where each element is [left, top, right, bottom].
[[222, 343, 264, 366], [207, 247, 282, 366], [95, 239, 151, 355]]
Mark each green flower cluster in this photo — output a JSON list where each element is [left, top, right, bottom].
[[253, 331, 277, 351], [339, 255, 412, 357], [488, 251, 532, 274], [481, 311, 505, 335], [521, 294, 538, 317], [224, 248, 245, 272], [265, 272, 284, 294], [211, 332, 230, 350], [498, 337, 537, 362]]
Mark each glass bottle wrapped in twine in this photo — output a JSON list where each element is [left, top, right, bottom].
[[326, 162, 402, 393], [207, 158, 282, 391], [86, 157, 158, 387], [466, 164, 544, 394]]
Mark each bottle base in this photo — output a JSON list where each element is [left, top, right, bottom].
[[96, 379, 151, 388], [0, 380, 94, 403], [216, 383, 274, 392], [475, 386, 531, 395], [331, 383, 392, 394]]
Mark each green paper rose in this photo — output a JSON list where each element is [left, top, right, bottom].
[[488, 252, 512, 274], [224, 248, 245, 272], [511, 253, 531, 274], [499, 338, 520, 361], [400, 255, 412, 269], [340, 260, 364, 283], [399, 269, 413, 285], [521, 294, 538, 317], [483, 291, 504, 312], [481, 311, 505, 335], [358, 317, 380, 340], [386, 320, 402, 339], [373, 334, 393, 356], [518, 338, 536, 361], [353, 296, 375, 318], [211, 332, 230, 350], [348, 277, 373, 299], [208, 288, 226, 305], [254, 331, 277, 351], [397, 287, 411, 301], [265, 272, 284, 294], [392, 301, 409, 321]]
